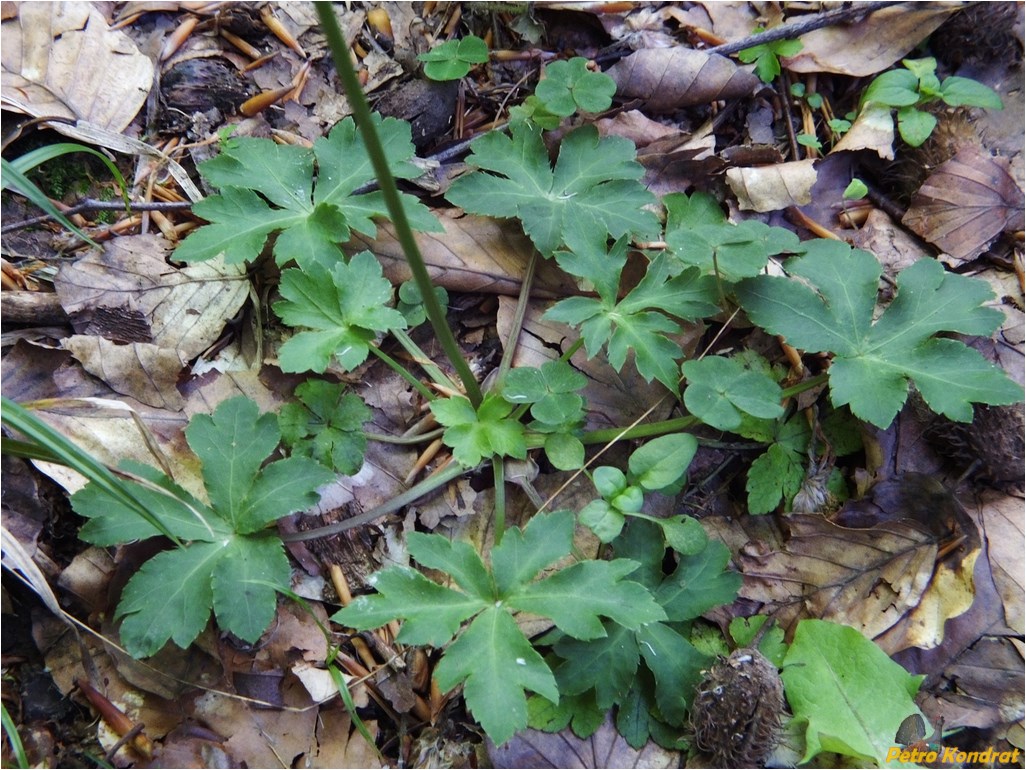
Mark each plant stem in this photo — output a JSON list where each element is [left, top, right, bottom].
[[391, 328, 460, 393], [315, 4, 483, 408], [364, 427, 445, 445], [281, 459, 470, 542], [367, 344, 436, 402], [496, 250, 539, 383], [492, 458, 507, 545]]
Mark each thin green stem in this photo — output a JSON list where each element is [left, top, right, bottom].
[[391, 328, 460, 393], [367, 344, 436, 403], [315, 5, 483, 407], [559, 337, 585, 363], [780, 371, 829, 399], [281, 460, 469, 542], [364, 427, 444, 445], [492, 458, 507, 544]]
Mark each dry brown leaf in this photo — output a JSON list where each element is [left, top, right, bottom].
[[783, 4, 959, 77], [63, 336, 186, 410], [726, 159, 817, 212], [983, 494, 1025, 636], [902, 148, 1025, 263], [0, 2, 152, 132], [55, 235, 249, 361], [607, 48, 760, 114], [347, 210, 577, 297], [731, 474, 981, 654]]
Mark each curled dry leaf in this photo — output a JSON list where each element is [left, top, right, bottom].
[[607, 48, 759, 113], [902, 147, 1025, 264], [831, 103, 897, 160], [783, 4, 959, 77], [347, 210, 580, 297], [726, 159, 817, 212], [0, 2, 153, 132]]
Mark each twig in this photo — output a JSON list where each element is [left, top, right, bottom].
[[1, 199, 193, 234], [706, 1, 906, 57]]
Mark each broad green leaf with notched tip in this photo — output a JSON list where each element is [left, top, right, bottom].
[[502, 359, 587, 427], [535, 57, 616, 116], [175, 117, 440, 268], [682, 355, 784, 431], [75, 397, 333, 657], [446, 123, 658, 256], [279, 379, 370, 475], [273, 251, 407, 374], [429, 393, 527, 467], [736, 241, 1022, 427], [783, 619, 924, 765], [434, 606, 558, 746]]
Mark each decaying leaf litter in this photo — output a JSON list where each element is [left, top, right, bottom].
[[0, 1, 1023, 767]]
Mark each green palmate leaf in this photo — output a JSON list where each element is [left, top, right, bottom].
[[430, 393, 527, 467], [75, 460, 225, 545], [746, 442, 806, 514], [434, 606, 558, 745], [339, 566, 485, 646], [636, 621, 709, 724], [74, 397, 333, 657], [446, 123, 658, 256], [175, 117, 440, 267], [273, 251, 408, 374], [211, 534, 291, 643], [555, 622, 640, 706], [735, 242, 1022, 428], [546, 239, 719, 392], [535, 57, 616, 116], [279, 379, 371, 474], [737, 35, 803, 83], [418, 36, 489, 81], [682, 355, 784, 431], [783, 620, 924, 765], [666, 218, 801, 282], [334, 509, 662, 746], [510, 559, 665, 639], [502, 359, 587, 426]]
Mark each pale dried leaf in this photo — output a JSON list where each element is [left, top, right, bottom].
[[347, 211, 578, 297], [783, 4, 958, 77], [607, 48, 759, 113], [55, 235, 249, 360], [488, 712, 678, 768], [902, 148, 1025, 263], [984, 494, 1025, 635], [726, 159, 817, 212], [63, 335, 186, 410], [832, 104, 897, 160], [0, 2, 152, 132]]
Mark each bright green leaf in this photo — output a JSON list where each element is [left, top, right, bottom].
[[273, 251, 408, 374], [491, 509, 575, 596], [578, 499, 625, 543], [279, 380, 371, 475], [736, 243, 1020, 427], [211, 534, 290, 643], [658, 515, 708, 556], [419, 36, 489, 81], [628, 433, 698, 491], [861, 68, 919, 108], [543, 432, 585, 471], [430, 393, 527, 467], [940, 76, 1003, 109], [636, 622, 709, 724], [897, 106, 937, 147], [843, 178, 869, 199], [535, 58, 616, 116], [682, 356, 784, 431], [655, 540, 741, 621], [434, 606, 558, 746], [408, 533, 494, 600], [746, 442, 805, 514], [783, 620, 924, 765], [446, 123, 658, 256]]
